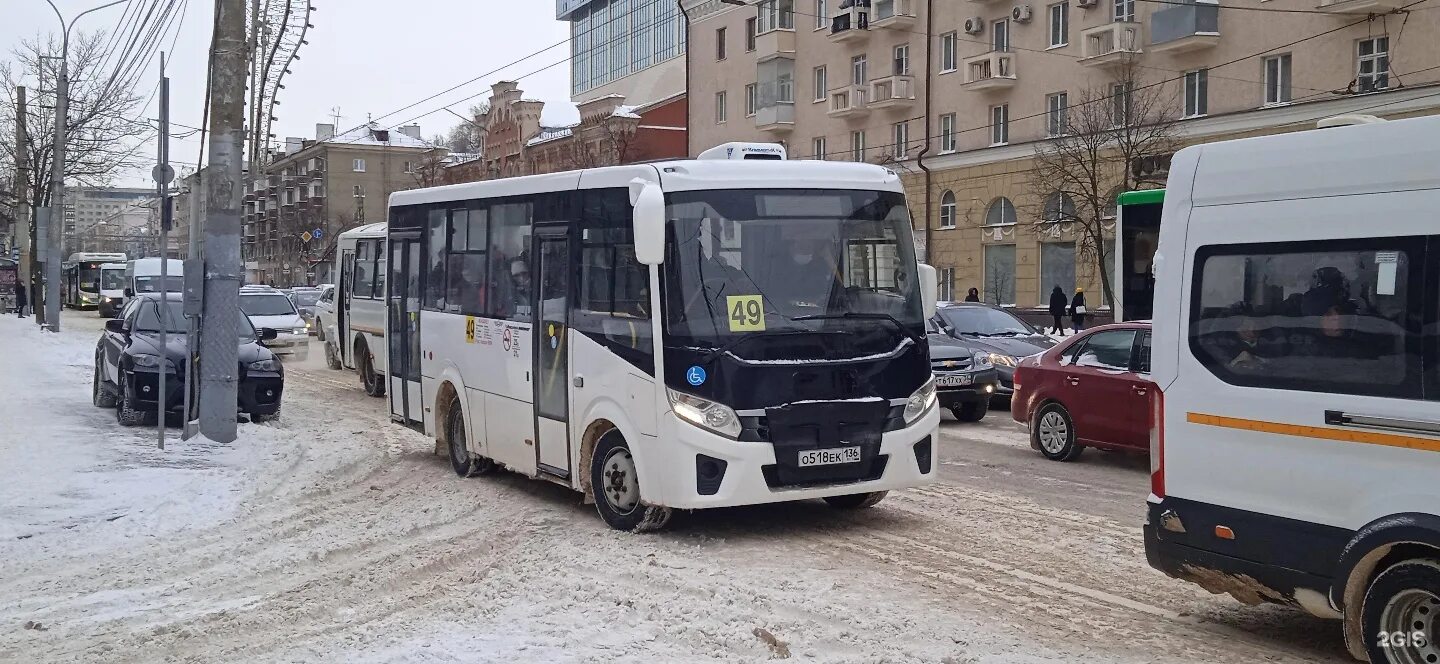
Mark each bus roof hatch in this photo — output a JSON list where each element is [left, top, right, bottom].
[[697, 142, 787, 161]]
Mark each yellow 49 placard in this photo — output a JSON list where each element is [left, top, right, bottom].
[[726, 295, 765, 332]]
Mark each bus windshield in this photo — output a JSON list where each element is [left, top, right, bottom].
[[100, 269, 126, 291], [663, 189, 923, 359], [77, 265, 102, 292]]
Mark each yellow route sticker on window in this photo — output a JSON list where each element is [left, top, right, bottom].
[[465, 317, 476, 344], [726, 295, 765, 332]]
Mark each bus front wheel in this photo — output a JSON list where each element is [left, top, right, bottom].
[[1361, 558, 1440, 664], [590, 432, 672, 533]]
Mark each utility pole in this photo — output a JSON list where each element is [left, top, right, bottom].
[[199, 0, 249, 442], [155, 53, 173, 449], [14, 87, 32, 319]]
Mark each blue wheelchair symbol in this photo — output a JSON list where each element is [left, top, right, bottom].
[[686, 365, 707, 386]]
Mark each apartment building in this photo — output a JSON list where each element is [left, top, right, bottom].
[[242, 122, 440, 286], [685, 0, 1440, 310], [63, 187, 154, 256]]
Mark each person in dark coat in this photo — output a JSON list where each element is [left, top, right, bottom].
[[1048, 285, 1067, 335], [13, 279, 27, 318], [1070, 288, 1087, 333], [963, 287, 980, 302]]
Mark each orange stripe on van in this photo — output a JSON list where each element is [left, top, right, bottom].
[[1187, 412, 1440, 454]]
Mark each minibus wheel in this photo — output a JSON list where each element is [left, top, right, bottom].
[[358, 343, 384, 397], [1033, 403, 1083, 461], [446, 395, 493, 478], [1362, 558, 1440, 664], [590, 431, 672, 532]]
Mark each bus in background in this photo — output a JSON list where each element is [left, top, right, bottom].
[[97, 262, 128, 317], [1113, 190, 1163, 322], [122, 258, 184, 309], [326, 222, 387, 397], [62, 252, 128, 310], [387, 142, 940, 532]]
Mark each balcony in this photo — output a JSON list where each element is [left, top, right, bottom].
[[755, 102, 795, 132], [755, 28, 795, 62], [827, 85, 871, 118], [961, 51, 1017, 91], [1150, 2, 1219, 53], [869, 74, 916, 109], [829, 4, 871, 43], [871, 0, 917, 29], [1079, 21, 1144, 67], [1317, 0, 1406, 12]]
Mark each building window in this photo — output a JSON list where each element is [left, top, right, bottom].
[[939, 267, 956, 301], [990, 104, 1010, 146], [893, 121, 910, 158], [850, 130, 866, 161], [352, 158, 366, 172], [1184, 69, 1208, 117], [1042, 191, 1075, 222], [1111, 81, 1133, 126], [1040, 242, 1076, 304], [716, 27, 727, 60], [1046, 91, 1069, 136], [940, 32, 958, 72], [1114, 0, 1135, 22], [757, 0, 794, 33], [1357, 36, 1389, 93], [893, 43, 910, 76], [746, 17, 758, 50], [353, 184, 365, 198], [403, 160, 414, 173], [992, 18, 1010, 51], [745, 83, 759, 116], [813, 136, 827, 160], [1264, 54, 1292, 105], [939, 190, 957, 229], [1049, 2, 1069, 47], [985, 196, 1016, 226], [984, 244, 1017, 306], [940, 113, 957, 153], [716, 90, 728, 123], [852, 54, 868, 85], [815, 0, 828, 29], [1190, 241, 1417, 398], [814, 65, 828, 101]]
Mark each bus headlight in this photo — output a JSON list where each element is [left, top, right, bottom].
[[903, 376, 937, 424], [667, 389, 741, 439]]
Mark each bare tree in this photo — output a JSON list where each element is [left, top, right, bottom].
[[1027, 63, 1180, 305], [407, 147, 450, 189], [0, 32, 149, 210], [444, 103, 489, 155]]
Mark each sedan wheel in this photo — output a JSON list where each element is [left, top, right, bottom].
[[93, 357, 116, 408], [1032, 403, 1083, 462]]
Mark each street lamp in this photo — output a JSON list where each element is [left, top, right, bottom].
[[39, 0, 127, 333]]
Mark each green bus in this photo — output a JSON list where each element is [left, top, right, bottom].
[[1113, 189, 1163, 322]]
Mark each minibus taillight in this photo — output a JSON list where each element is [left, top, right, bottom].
[[1149, 385, 1165, 498]]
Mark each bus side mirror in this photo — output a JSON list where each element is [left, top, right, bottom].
[[631, 179, 665, 266], [917, 264, 938, 320]]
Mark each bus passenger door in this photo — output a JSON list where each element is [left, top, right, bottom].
[[388, 234, 423, 425], [338, 249, 353, 366], [533, 226, 572, 479]]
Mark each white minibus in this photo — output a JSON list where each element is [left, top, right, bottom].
[[330, 223, 388, 396], [1146, 115, 1440, 663], [122, 258, 184, 308], [386, 143, 940, 531]]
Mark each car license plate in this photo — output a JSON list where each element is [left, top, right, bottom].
[[936, 374, 972, 387], [797, 446, 862, 467]]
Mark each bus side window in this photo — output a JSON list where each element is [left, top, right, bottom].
[[424, 208, 447, 310], [353, 240, 374, 298], [574, 189, 653, 373]]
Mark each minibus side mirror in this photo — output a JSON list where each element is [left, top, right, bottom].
[[123, 287, 135, 298], [631, 179, 665, 266], [917, 264, 938, 320]]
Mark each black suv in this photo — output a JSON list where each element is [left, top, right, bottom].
[[93, 293, 285, 425], [925, 319, 1001, 421], [933, 302, 1057, 400]]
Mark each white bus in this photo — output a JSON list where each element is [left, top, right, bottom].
[[1146, 116, 1440, 663], [385, 144, 940, 531], [62, 252, 128, 310], [325, 222, 388, 396]]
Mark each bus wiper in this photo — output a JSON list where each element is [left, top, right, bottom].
[[793, 312, 923, 344]]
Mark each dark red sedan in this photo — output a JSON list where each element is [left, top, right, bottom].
[[1011, 322, 1153, 461]]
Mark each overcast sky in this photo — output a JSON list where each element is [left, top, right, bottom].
[[4, 0, 576, 188]]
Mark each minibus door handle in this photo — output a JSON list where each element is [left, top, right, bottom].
[[1325, 410, 1440, 436]]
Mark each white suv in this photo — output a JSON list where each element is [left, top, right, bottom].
[[239, 288, 309, 362]]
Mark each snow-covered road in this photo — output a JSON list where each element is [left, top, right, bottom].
[[1, 312, 1349, 663]]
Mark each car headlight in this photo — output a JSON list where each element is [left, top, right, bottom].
[[292, 326, 308, 335], [131, 353, 172, 370], [667, 389, 741, 439], [248, 358, 281, 372], [988, 352, 1018, 368], [973, 353, 993, 369], [903, 376, 937, 424]]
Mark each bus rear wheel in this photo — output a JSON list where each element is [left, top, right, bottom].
[[590, 432, 671, 532], [358, 343, 384, 397], [446, 395, 493, 478], [1362, 558, 1440, 664]]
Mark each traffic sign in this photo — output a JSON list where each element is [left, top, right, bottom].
[[300, 231, 313, 243], [152, 164, 175, 184], [312, 228, 324, 240]]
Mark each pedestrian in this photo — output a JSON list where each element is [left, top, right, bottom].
[[1070, 287, 1087, 333], [13, 279, 28, 318], [1048, 285, 1067, 336], [963, 287, 980, 302]]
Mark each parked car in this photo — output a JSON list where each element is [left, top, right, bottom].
[[1011, 322, 1152, 461], [288, 287, 324, 335], [925, 319, 1000, 421], [93, 293, 284, 425], [933, 302, 1057, 400], [239, 287, 309, 361]]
